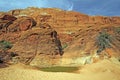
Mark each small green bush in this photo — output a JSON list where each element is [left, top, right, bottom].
[[0, 40, 13, 51], [96, 31, 112, 54], [115, 27, 120, 34], [62, 43, 68, 49]]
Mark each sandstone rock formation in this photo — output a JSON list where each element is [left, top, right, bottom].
[[10, 27, 63, 65], [8, 16, 36, 32], [0, 7, 120, 66], [0, 14, 17, 21], [0, 14, 17, 33]]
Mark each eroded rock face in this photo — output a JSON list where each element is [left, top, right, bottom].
[[0, 11, 63, 66], [0, 14, 17, 21], [11, 9, 21, 16], [0, 20, 12, 33], [0, 8, 120, 67], [63, 26, 120, 61], [0, 14, 17, 33], [19, 18, 36, 31], [8, 16, 36, 32], [10, 27, 63, 65]]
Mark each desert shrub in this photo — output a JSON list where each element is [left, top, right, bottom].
[[0, 40, 13, 51], [115, 27, 120, 34], [96, 31, 112, 54], [62, 43, 68, 49]]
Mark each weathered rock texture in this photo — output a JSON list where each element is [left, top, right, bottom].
[[0, 7, 120, 66], [9, 27, 63, 65], [8, 8, 120, 31], [7, 7, 120, 44]]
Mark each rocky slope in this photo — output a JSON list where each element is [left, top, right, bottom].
[[7, 7, 120, 44], [0, 7, 120, 66]]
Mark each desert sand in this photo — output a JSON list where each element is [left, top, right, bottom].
[[0, 58, 120, 80]]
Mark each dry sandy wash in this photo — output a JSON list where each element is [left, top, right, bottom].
[[0, 58, 120, 80]]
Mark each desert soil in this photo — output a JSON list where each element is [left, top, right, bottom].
[[0, 58, 120, 80]]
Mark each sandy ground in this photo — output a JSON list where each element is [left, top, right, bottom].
[[0, 58, 120, 80]]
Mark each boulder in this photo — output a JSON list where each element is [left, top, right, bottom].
[[8, 16, 36, 32], [19, 19, 35, 31]]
